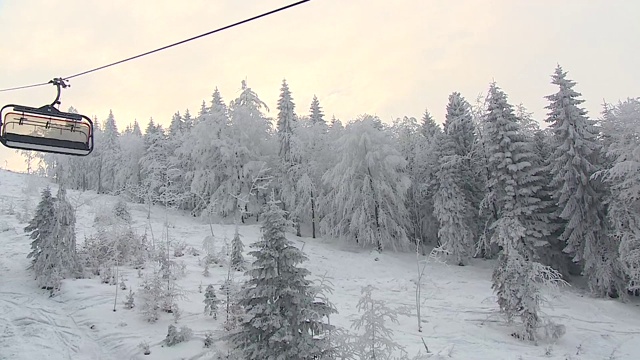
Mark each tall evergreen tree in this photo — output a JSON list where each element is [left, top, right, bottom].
[[420, 108, 441, 138], [321, 115, 411, 252], [230, 197, 336, 359], [25, 186, 56, 265], [544, 65, 616, 296], [168, 111, 184, 138], [182, 109, 194, 131], [483, 83, 548, 258], [433, 93, 481, 264], [483, 82, 560, 340], [209, 87, 229, 128], [100, 110, 121, 193], [230, 227, 245, 271], [33, 186, 82, 291], [433, 139, 475, 265], [309, 95, 326, 126], [277, 79, 296, 164], [600, 98, 640, 294]]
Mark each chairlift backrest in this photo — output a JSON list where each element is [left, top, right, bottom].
[[0, 104, 94, 156]]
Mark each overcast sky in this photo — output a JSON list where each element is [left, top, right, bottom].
[[0, 0, 638, 170]]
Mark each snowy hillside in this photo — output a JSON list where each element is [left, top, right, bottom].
[[1, 170, 639, 359]]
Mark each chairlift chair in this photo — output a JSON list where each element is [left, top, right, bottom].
[[0, 78, 94, 156]]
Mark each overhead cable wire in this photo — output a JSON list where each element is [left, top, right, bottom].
[[0, 0, 310, 92], [0, 81, 51, 93]]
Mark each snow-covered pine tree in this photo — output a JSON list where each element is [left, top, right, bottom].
[[230, 227, 245, 271], [25, 186, 56, 265], [33, 186, 82, 291], [483, 82, 563, 340], [321, 115, 411, 252], [309, 95, 326, 126], [100, 110, 121, 193], [544, 65, 618, 296], [420, 108, 441, 139], [188, 87, 230, 215], [286, 119, 325, 239], [414, 109, 442, 247], [165, 324, 192, 346], [139, 120, 170, 212], [212, 80, 272, 221], [276, 79, 307, 236], [433, 93, 481, 264], [138, 271, 164, 322], [277, 79, 296, 164], [123, 289, 135, 309], [392, 116, 425, 245], [600, 98, 640, 293], [220, 268, 242, 332], [204, 284, 220, 319], [118, 121, 145, 193], [446, 93, 483, 226], [230, 196, 336, 360], [182, 108, 194, 132], [351, 285, 406, 359], [433, 147, 475, 265], [528, 125, 573, 277]]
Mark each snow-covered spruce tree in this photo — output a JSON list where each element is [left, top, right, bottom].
[[483, 83, 552, 258], [139, 120, 170, 212], [321, 115, 411, 252], [123, 289, 135, 309], [212, 80, 272, 222], [25, 186, 56, 266], [420, 109, 441, 139], [81, 199, 146, 276], [433, 149, 475, 265], [33, 186, 82, 291], [483, 83, 563, 341], [444, 92, 483, 213], [230, 227, 245, 271], [351, 285, 406, 359], [204, 284, 220, 319], [165, 324, 192, 346], [415, 109, 442, 247], [600, 98, 640, 292], [220, 266, 243, 332], [544, 65, 620, 296], [187, 87, 229, 216], [99, 110, 121, 193], [138, 271, 164, 322], [277, 79, 296, 164], [391, 115, 438, 249], [309, 94, 326, 126], [230, 196, 337, 360], [286, 116, 327, 239], [433, 92, 480, 265], [276, 79, 307, 237]]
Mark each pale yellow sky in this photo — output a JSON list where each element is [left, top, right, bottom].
[[0, 0, 638, 170]]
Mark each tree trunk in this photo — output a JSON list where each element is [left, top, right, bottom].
[[367, 165, 382, 252], [310, 189, 316, 239]]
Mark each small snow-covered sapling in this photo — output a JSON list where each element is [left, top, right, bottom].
[[138, 341, 151, 355], [203, 332, 214, 348], [123, 289, 135, 309], [203, 262, 210, 277], [204, 284, 219, 319]]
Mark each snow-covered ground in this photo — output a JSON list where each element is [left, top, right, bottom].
[[1, 169, 639, 360]]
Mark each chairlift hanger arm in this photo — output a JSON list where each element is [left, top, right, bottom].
[[48, 78, 69, 108]]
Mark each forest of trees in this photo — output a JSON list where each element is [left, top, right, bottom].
[[27, 65, 640, 348]]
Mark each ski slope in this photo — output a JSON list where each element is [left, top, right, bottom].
[[1, 169, 639, 360]]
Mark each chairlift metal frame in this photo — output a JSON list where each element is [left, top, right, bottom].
[[0, 78, 94, 156]]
